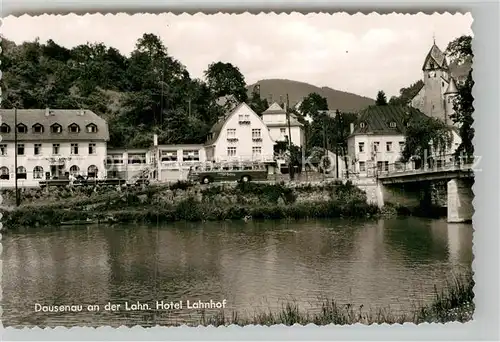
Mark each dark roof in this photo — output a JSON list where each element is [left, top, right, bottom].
[[262, 102, 286, 115], [0, 109, 109, 142], [350, 105, 429, 136], [422, 43, 448, 70]]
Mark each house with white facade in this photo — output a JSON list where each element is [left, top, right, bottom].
[[0, 108, 109, 187], [204, 102, 275, 163], [154, 144, 206, 182], [106, 148, 153, 181], [261, 102, 305, 148], [347, 105, 461, 178]]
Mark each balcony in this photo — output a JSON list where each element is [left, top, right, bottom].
[[227, 137, 239, 143], [238, 120, 251, 125], [252, 137, 262, 142]]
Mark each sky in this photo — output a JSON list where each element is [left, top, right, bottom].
[[2, 13, 473, 98]]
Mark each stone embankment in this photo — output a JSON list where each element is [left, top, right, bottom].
[[1, 181, 380, 229]]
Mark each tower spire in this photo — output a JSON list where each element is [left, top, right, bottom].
[[432, 32, 436, 45]]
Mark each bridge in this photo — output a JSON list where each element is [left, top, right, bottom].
[[359, 158, 475, 224]]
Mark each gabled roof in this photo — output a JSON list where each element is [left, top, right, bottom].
[[444, 77, 459, 95], [422, 43, 448, 70], [0, 109, 109, 142], [262, 102, 286, 115], [350, 105, 429, 136]]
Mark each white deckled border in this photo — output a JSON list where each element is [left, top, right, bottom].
[[0, 4, 498, 341]]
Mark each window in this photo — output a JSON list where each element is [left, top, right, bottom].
[[86, 124, 98, 133], [88, 143, 96, 155], [71, 143, 79, 155], [377, 161, 383, 172], [52, 144, 60, 155], [252, 146, 262, 155], [389, 122, 396, 128], [0, 166, 9, 180], [399, 141, 405, 151], [373, 142, 380, 152], [0, 144, 7, 156], [430, 61, 435, 69], [227, 128, 236, 137], [33, 124, 44, 133], [182, 150, 200, 161], [384, 161, 389, 172], [128, 154, 146, 164], [107, 154, 123, 164], [17, 144, 25, 156], [0, 124, 10, 133], [17, 166, 27, 179], [68, 124, 80, 133], [359, 122, 366, 128], [33, 166, 44, 179], [87, 165, 98, 178], [442, 82, 445, 87], [252, 129, 261, 139], [244, 114, 250, 121], [69, 165, 80, 176], [51, 124, 62, 133], [34, 143, 42, 155], [358, 142, 365, 153], [161, 150, 177, 162], [17, 124, 27, 133], [359, 161, 366, 172], [386, 142, 392, 152], [227, 147, 237, 156], [280, 128, 286, 134]]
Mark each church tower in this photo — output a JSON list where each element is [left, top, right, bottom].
[[444, 77, 459, 126], [421, 41, 450, 123]]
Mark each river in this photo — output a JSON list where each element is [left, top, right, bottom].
[[2, 217, 472, 327]]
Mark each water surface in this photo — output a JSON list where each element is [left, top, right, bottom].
[[2, 217, 473, 327]]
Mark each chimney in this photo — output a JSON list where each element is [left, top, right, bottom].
[[350, 123, 354, 134], [153, 134, 158, 146], [45, 107, 50, 116]]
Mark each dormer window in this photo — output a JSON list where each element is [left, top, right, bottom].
[[359, 122, 366, 128], [68, 123, 80, 133], [86, 123, 98, 133], [389, 122, 397, 128], [51, 124, 62, 134], [16, 124, 27, 133], [32, 123, 44, 133], [0, 124, 10, 133], [429, 61, 435, 69]]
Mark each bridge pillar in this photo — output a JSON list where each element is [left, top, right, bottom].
[[447, 178, 474, 223]]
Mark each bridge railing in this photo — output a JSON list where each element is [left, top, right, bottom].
[[371, 153, 475, 178]]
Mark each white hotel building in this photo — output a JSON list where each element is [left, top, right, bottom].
[[0, 108, 109, 187]]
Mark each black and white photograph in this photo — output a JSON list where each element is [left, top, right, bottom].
[[0, 12, 475, 328]]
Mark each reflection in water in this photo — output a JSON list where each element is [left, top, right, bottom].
[[2, 218, 472, 327]]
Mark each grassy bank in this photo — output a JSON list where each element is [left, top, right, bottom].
[[190, 272, 474, 326], [1, 181, 381, 229]]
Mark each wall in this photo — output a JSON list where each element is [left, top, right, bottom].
[[447, 178, 474, 223], [347, 134, 407, 176], [0, 141, 107, 187], [268, 126, 304, 148], [213, 104, 274, 162]]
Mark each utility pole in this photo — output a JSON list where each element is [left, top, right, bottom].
[[286, 94, 294, 181], [14, 107, 20, 206], [322, 114, 327, 180]]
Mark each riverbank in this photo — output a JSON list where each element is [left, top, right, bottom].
[[1, 181, 382, 229], [183, 272, 474, 326]]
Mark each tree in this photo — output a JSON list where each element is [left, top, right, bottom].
[[375, 90, 388, 106], [446, 35, 474, 161], [400, 114, 453, 167], [298, 92, 328, 122], [248, 84, 269, 115], [204, 62, 248, 103], [388, 80, 424, 106]]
